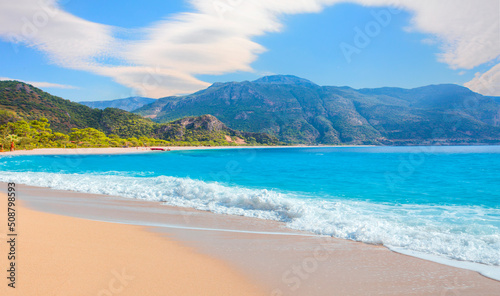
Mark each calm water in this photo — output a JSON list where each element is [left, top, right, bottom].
[[1, 146, 500, 268]]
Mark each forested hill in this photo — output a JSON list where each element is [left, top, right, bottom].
[[134, 75, 500, 145], [0, 80, 111, 133], [0, 81, 278, 146]]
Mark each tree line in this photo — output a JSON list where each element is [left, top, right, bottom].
[[0, 118, 242, 151]]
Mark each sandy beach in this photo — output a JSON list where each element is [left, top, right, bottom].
[[1, 147, 153, 156], [1, 147, 162, 156], [0, 192, 266, 296], [1, 183, 499, 295], [0, 145, 371, 156], [0, 146, 274, 156]]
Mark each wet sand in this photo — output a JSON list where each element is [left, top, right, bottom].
[[0, 191, 266, 296], [1, 183, 499, 295]]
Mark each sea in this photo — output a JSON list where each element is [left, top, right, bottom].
[[1, 146, 499, 279]]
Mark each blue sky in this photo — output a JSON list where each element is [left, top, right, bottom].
[[0, 0, 499, 101]]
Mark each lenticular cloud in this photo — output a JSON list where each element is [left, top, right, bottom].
[[0, 0, 498, 96]]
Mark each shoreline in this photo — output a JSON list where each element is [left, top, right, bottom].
[[0, 193, 267, 296], [2, 144, 499, 157], [0, 145, 373, 156], [2, 183, 500, 295]]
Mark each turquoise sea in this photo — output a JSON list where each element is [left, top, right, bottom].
[[1, 146, 500, 277]]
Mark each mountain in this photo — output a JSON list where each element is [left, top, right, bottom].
[[253, 75, 318, 86], [0, 80, 113, 133], [156, 115, 278, 145], [134, 75, 500, 145], [79, 97, 156, 112], [0, 80, 278, 145]]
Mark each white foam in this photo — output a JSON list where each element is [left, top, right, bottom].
[[1, 171, 499, 279], [388, 247, 500, 281]]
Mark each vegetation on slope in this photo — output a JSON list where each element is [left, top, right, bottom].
[[0, 81, 279, 149], [0, 117, 166, 150]]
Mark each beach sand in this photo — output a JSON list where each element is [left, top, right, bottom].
[[0, 192, 266, 296], [1, 147, 155, 156], [1, 183, 500, 295], [0, 145, 369, 156]]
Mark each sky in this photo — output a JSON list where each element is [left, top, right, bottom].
[[0, 0, 499, 102]]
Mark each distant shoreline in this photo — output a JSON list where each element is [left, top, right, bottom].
[[0, 145, 377, 156], [2, 143, 500, 156]]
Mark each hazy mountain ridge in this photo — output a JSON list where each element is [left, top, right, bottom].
[[79, 97, 156, 112], [134, 75, 500, 145]]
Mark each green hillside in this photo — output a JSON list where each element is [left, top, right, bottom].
[[0, 80, 104, 133], [0, 81, 279, 148]]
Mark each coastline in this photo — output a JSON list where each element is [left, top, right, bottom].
[[2, 183, 500, 295], [2, 144, 498, 157], [0, 192, 267, 296], [0, 145, 373, 156]]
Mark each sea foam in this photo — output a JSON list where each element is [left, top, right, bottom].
[[1, 171, 499, 270]]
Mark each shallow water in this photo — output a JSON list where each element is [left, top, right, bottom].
[[1, 146, 499, 272]]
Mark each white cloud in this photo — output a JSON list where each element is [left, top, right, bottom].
[[367, 0, 499, 95], [464, 64, 500, 96], [393, 0, 499, 70], [0, 77, 77, 89], [0, 0, 114, 68], [29, 81, 78, 89], [0, 0, 499, 97]]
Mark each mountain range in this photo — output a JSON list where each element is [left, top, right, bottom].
[[134, 75, 500, 145], [2, 75, 500, 146], [79, 97, 156, 112]]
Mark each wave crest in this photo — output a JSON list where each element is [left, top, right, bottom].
[[1, 172, 499, 266]]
